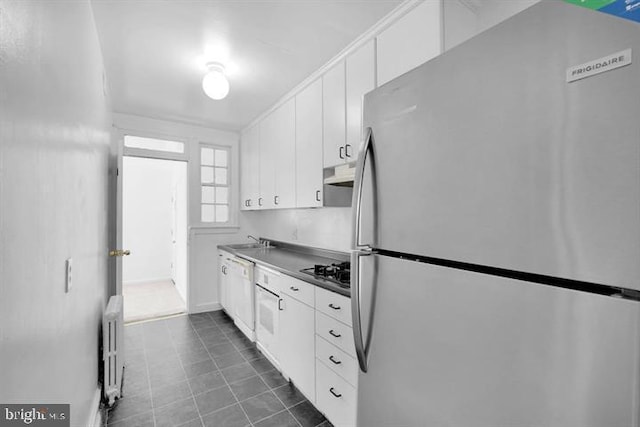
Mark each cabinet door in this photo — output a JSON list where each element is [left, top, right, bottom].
[[247, 124, 260, 210], [241, 124, 260, 210], [279, 294, 316, 402], [443, 0, 478, 51], [376, 1, 442, 87], [323, 61, 346, 168], [259, 113, 276, 209], [273, 99, 296, 209], [346, 40, 375, 161], [296, 79, 323, 208], [240, 128, 251, 210]]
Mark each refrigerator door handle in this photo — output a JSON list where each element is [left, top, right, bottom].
[[352, 247, 373, 372], [351, 127, 374, 249], [351, 127, 375, 373]]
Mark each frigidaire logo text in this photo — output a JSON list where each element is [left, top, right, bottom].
[[571, 53, 627, 77], [566, 48, 632, 83]]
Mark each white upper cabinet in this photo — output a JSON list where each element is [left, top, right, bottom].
[[345, 39, 375, 160], [323, 61, 347, 168], [259, 112, 277, 210], [240, 124, 260, 210], [443, 0, 479, 51], [296, 79, 324, 208], [376, 1, 442, 87], [272, 98, 297, 209]]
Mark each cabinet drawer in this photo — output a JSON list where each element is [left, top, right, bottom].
[[316, 335, 358, 387], [316, 311, 355, 357], [281, 275, 315, 307], [316, 286, 352, 326], [316, 359, 357, 427]]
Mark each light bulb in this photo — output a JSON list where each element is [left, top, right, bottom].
[[202, 62, 229, 100]]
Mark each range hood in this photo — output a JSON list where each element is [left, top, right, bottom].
[[322, 163, 354, 207], [323, 163, 355, 186]]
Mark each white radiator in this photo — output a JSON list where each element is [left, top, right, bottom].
[[103, 295, 124, 406]]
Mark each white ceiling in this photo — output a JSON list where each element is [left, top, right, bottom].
[[91, 0, 403, 132]]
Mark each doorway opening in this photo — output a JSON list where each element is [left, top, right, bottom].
[[122, 155, 188, 323]]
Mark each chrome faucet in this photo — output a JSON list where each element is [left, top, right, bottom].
[[248, 235, 270, 248]]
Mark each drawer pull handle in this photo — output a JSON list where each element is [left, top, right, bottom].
[[329, 355, 342, 365], [329, 387, 342, 398], [328, 303, 341, 310], [290, 286, 299, 292], [329, 329, 341, 338]]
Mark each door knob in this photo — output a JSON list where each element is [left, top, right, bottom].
[[109, 249, 131, 257]]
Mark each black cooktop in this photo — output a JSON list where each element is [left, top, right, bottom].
[[300, 261, 350, 289]]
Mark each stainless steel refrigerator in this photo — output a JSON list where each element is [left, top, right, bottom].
[[350, 2, 640, 426]]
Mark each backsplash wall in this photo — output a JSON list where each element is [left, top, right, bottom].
[[240, 207, 352, 252]]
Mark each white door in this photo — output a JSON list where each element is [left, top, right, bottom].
[[109, 132, 126, 296], [170, 186, 177, 283]]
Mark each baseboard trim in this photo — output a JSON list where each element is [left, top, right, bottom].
[[123, 277, 173, 286], [88, 387, 102, 427], [190, 302, 221, 314]]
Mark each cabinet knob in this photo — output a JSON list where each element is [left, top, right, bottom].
[[274, 195, 279, 205], [345, 144, 352, 158], [290, 286, 299, 292], [339, 146, 345, 159], [315, 190, 321, 202], [258, 197, 263, 206], [329, 387, 342, 398]]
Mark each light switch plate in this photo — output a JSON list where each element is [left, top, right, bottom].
[[66, 258, 73, 292]]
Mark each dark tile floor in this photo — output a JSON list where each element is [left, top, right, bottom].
[[108, 310, 332, 427]]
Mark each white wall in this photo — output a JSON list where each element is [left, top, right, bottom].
[[123, 156, 185, 285], [241, 208, 352, 252], [113, 113, 240, 313], [0, 0, 112, 424]]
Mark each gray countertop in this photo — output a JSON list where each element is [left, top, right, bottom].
[[218, 241, 351, 297]]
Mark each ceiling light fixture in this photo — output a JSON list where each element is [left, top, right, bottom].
[[202, 62, 229, 100]]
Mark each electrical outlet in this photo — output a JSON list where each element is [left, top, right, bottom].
[[66, 258, 73, 293]]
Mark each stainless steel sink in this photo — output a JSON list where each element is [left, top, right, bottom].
[[225, 243, 266, 250]]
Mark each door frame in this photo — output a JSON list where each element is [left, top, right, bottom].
[[113, 128, 191, 312]]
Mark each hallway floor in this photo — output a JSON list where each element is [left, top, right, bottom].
[[108, 310, 331, 427], [123, 280, 185, 323]]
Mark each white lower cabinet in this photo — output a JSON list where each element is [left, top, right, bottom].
[[248, 267, 358, 426], [316, 335, 358, 387], [316, 359, 357, 427], [279, 292, 316, 403], [218, 251, 234, 318]]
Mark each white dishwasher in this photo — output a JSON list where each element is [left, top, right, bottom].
[[255, 265, 281, 370], [229, 256, 255, 341]]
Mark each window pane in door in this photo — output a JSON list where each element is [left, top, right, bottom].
[[215, 205, 229, 223], [202, 187, 215, 203], [201, 205, 215, 222], [215, 187, 228, 204], [214, 167, 227, 185], [214, 149, 228, 167], [201, 166, 214, 184], [201, 147, 215, 166]]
